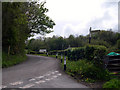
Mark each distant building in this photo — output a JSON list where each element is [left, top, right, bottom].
[[39, 49, 47, 53]]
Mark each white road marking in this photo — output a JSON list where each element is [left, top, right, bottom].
[[45, 79, 50, 81], [53, 75, 58, 78], [57, 73, 62, 76], [19, 83, 35, 88], [35, 80, 45, 84], [10, 81, 23, 86], [55, 71, 59, 73], [51, 72, 55, 74], [50, 78, 54, 80], [2, 85, 7, 88], [29, 78, 36, 81], [45, 74, 51, 76], [36, 76, 44, 79], [1, 85, 7, 88]]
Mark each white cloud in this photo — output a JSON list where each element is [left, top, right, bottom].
[[40, 0, 118, 38], [45, 0, 106, 22]]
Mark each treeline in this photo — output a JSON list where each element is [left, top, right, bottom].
[[26, 30, 120, 53], [2, 2, 55, 55]]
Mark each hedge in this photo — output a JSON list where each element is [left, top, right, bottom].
[[67, 45, 107, 61], [85, 45, 107, 61], [49, 49, 68, 55], [67, 47, 85, 61], [48, 45, 107, 62]]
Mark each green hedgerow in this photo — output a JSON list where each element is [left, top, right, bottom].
[[66, 59, 111, 80]]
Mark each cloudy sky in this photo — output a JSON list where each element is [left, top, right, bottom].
[[35, 0, 119, 38]]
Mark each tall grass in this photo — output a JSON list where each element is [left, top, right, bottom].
[[2, 52, 27, 68]]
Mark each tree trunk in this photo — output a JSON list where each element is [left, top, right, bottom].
[[8, 45, 10, 56]]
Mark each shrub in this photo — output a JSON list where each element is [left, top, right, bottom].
[[103, 79, 120, 88], [85, 45, 95, 60], [66, 59, 110, 80], [85, 45, 107, 61], [49, 50, 65, 55], [66, 45, 107, 63], [67, 47, 85, 61], [85, 78, 95, 83]]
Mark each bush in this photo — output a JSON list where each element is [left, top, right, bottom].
[[67, 47, 85, 61], [103, 79, 120, 88], [85, 45, 107, 61], [66, 59, 110, 80], [66, 45, 107, 63], [85, 45, 95, 60]]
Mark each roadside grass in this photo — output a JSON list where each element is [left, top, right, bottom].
[[35, 53, 47, 57], [2, 52, 27, 68]]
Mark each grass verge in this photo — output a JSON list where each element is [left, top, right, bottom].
[[2, 52, 27, 68]]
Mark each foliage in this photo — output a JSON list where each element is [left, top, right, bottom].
[[2, 2, 28, 55], [27, 30, 120, 53], [92, 30, 120, 46], [117, 39, 120, 49], [2, 1, 55, 67], [28, 50, 37, 54], [91, 39, 111, 48], [84, 78, 95, 83], [37, 53, 111, 82], [26, 38, 47, 52], [46, 36, 67, 51], [103, 79, 120, 88], [2, 2, 55, 55], [85, 45, 107, 61], [66, 45, 107, 63], [2, 52, 27, 68], [66, 59, 110, 81], [67, 47, 85, 61]]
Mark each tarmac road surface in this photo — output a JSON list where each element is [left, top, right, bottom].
[[2, 54, 88, 88]]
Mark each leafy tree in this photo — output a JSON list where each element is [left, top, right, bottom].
[[2, 2, 55, 56], [24, 2, 55, 35], [117, 39, 120, 49]]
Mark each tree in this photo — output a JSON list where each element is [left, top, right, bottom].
[[2, 2, 28, 55], [24, 2, 55, 35], [2, 2, 55, 55], [117, 39, 120, 49]]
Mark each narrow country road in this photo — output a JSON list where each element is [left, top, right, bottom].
[[2, 55, 88, 88]]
